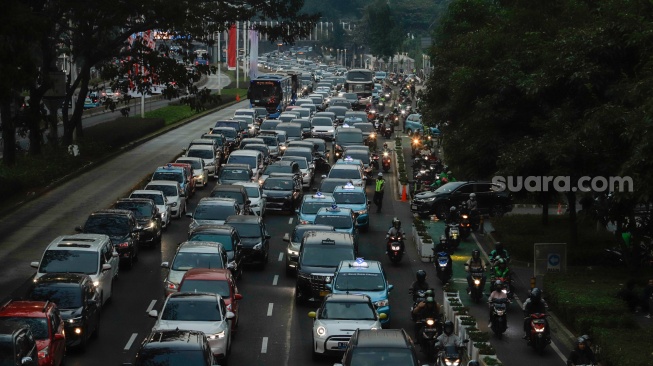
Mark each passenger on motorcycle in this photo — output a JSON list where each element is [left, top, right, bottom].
[[410, 270, 431, 302], [435, 321, 464, 349], [412, 296, 441, 340], [465, 250, 488, 294], [489, 242, 510, 265], [386, 218, 406, 253], [522, 288, 549, 339], [466, 193, 478, 211], [567, 337, 597, 366], [487, 280, 508, 324]]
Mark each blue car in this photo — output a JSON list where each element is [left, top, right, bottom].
[[332, 183, 370, 231], [328, 259, 393, 324], [83, 97, 101, 109], [296, 191, 336, 225], [313, 206, 359, 254]]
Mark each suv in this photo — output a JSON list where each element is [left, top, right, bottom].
[[75, 209, 142, 269], [187, 197, 242, 232], [114, 198, 163, 246], [145, 180, 186, 219], [30, 234, 119, 307], [295, 232, 356, 304], [259, 161, 301, 186], [125, 329, 218, 366], [224, 215, 270, 269], [176, 157, 209, 188], [314, 206, 359, 254], [217, 164, 253, 185], [161, 241, 228, 296], [26, 273, 101, 351], [335, 329, 425, 366], [129, 190, 171, 229], [410, 181, 513, 219], [0, 301, 65, 366], [0, 323, 38, 366], [209, 185, 251, 214], [151, 164, 191, 199], [188, 225, 244, 280], [261, 175, 303, 214]]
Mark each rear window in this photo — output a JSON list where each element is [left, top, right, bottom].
[[220, 168, 250, 181]]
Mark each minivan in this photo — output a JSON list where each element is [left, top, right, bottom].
[[226, 150, 264, 180], [275, 123, 303, 142]]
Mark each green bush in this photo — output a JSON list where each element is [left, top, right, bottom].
[[483, 356, 502, 365], [593, 327, 653, 366], [477, 343, 496, 355], [468, 330, 490, 342], [84, 117, 165, 148]]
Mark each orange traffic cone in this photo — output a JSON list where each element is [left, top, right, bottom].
[[557, 202, 562, 215], [235, 94, 241, 102], [401, 185, 407, 202]]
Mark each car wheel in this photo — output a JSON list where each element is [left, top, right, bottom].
[[406, 128, 413, 136]]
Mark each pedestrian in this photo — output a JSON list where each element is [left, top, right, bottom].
[[373, 172, 385, 213]]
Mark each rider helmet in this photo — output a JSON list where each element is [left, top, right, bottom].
[[576, 337, 586, 349], [450, 206, 457, 213], [392, 217, 401, 229], [469, 193, 476, 200], [443, 320, 454, 335], [472, 250, 480, 260], [440, 235, 447, 244], [467, 362, 480, 366], [494, 280, 505, 289], [416, 270, 427, 284], [377, 172, 383, 177], [530, 288, 542, 302]]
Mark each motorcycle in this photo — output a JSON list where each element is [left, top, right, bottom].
[[433, 250, 453, 284], [489, 298, 510, 338], [370, 151, 380, 170], [382, 124, 393, 138], [386, 235, 404, 264], [459, 212, 471, 240], [418, 317, 441, 361], [313, 154, 331, 172], [445, 223, 461, 250], [490, 272, 515, 299], [382, 151, 391, 172], [469, 269, 485, 303], [526, 313, 551, 354], [436, 343, 468, 366]]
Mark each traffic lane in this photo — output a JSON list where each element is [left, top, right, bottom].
[[0, 101, 250, 302]]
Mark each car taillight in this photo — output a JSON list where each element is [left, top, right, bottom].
[[117, 242, 129, 248], [38, 346, 49, 359]]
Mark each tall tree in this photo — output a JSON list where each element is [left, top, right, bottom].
[[362, 0, 402, 62]]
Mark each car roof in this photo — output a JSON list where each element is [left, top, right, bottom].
[[188, 224, 236, 235], [178, 241, 225, 252], [333, 184, 365, 193], [221, 164, 251, 169], [147, 180, 179, 187], [224, 215, 262, 224], [316, 206, 354, 215], [181, 268, 231, 282], [211, 185, 246, 192], [197, 197, 237, 205], [325, 293, 372, 303], [337, 259, 383, 273], [353, 329, 410, 348], [229, 150, 261, 157], [142, 329, 207, 351], [131, 189, 165, 196], [46, 233, 109, 251], [302, 193, 336, 203], [302, 231, 354, 245], [0, 301, 55, 318], [330, 164, 361, 171], [115, 198, 154, 206]]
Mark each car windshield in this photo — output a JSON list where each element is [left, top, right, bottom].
[[131, 193, 164, 205], [344, 152, 370, 164], [333, 192, 367, 205], [172, 253, 224, 271], [350, 348, 415, 366], [152, 171, 183, 184], [187, 149, 213, 160], [301, 246, 354, 267], [28, 284, 83, 309], [135, 349, 205, 366], [334, 272, 385, 291], [38, 250, 98, 275], [336, 132, 363, 144], [355, 124, 374, 132], [114, 202, 153, 219], [262, 178, 294, 191], [329, 168, 361, 180], [302, 201, 334, 215], [0, 317, 49, 340], [188, 233, 233, 251], [260, 135, 278, 147], [292, 227, 332, 242], [83, 215, 130, 236], [161, 298, 221, 321], [321, 301, 376, 320], [314, 215, 353, 230], [146, 184, 178, 197], [210, 191, 244, 204], [193, 204, 236, 220], [228, 155, 256, 169], [283, 157, 307, 169], [243, 186, 260, 199], [226, 223, 261, 239], [220, 169, 250, 181], [435, 182, 465, 193], [214, 129, 237, 138], [177, 159, 202, 169], [179, 280, 230, 298]]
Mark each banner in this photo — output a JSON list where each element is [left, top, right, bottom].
[[228, 24, 237, 70], [249, 30, 259, 80]]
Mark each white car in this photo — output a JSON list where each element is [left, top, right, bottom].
[[186, 144, 218, 177], [235, 181, 267, 217], [308, 294, 385, 358], [311, 117, 335, 141], [176, 157, 209, 188], [226, 150, 264, 182], [149, 292, 234, 363], [161, 241, 228, 296], [325, 164, 365, 187], [145, 180, 186, 219], [129, 189, 171, 229]]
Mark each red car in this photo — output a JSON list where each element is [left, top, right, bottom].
[[178, 268, 243, 331], [169, 162, 196, 198], [0, 300, 66, 366]]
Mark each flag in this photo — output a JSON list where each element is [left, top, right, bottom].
[[228, 24, 237, 70], [249, 30, 259, 80]]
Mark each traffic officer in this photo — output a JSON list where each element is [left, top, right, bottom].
[[374, 172, 385, 213]]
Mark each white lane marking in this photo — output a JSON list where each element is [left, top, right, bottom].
[[288, 217, 294, 224], [124, 333, 138, 350], [261, 337, 269, 353], [278, 252, 284, 261], [272, 275, 279, 286], [146, 300, 157, 313], [267, 303, 274, 316]]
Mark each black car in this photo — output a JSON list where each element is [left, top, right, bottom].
[[336, 329, 425, 366], [124, 329, 216, 366], [283, 224, 336, 276], [75, 209, 142, 268], [410, 181, 513, 219], [188, 225, 244, 279], [334, 128, 364, 160], [114, 198, 162, 246], [261, 175, 303, 214], [201, 133, 230, 163], [210, 127, 240, 152], [209, 185, 252, 214], [224, 215, 270, 269], [0, 323, 38, 366], [26, 273, 101, 351]]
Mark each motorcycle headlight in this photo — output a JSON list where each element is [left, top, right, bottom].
[[474, 279, 481, 285], [383, 152, 389, 157], [445, 360, 460, 366], [316, 326, 327, 337], [413, 139, 419, 144], [287, 248, 299, 256], [375, 299, 389, 307], [207, 331, 226, 340], [462, 215, 468, 219], [426, 319, 435, 326]]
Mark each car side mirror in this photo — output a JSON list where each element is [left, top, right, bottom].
[[235, 294, 243, 300], [186, 212, 193, 218], [321, 174, 327, 178], [102, 263, 112, 271], [148, 310, 158, 318], [308, 311, 316, 319], [74, 226, 83, 233], [161, 262, 170, 268], [30, 262, 39, 269], [388, 284, 394, 291], [226, 311, 235, 319], [54, 333, 65, 341], [283, 233, 290, 242], [325, 284, 332, 290]]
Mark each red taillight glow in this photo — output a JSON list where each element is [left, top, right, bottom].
[[117, 242, 129, 248]]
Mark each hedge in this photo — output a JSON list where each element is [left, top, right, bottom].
[[83, 117, 165, 149]]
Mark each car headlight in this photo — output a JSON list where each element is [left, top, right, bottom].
[[207, 331, 226, 340], [253, 243, 263, 250], [424, 197, 436, 202], [169, 202, 178, 207], [316, 326, 327, 337], [287, 248, 299, 256], [375, 299, 389, 307], [328, 129, 334, 133], [67, 316, 83, 324], [280, 146, 287, 150], [357, 210, 367, 215], [144, 221, 155, 229]]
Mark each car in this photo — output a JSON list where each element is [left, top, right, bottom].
[[188, 138, 221, 159], [257, 134, 281, 158], [176, 157, 209, 188], [124, 329, 219, 366], [224, 215, 270, 268], [318, 178, 352, 195], [334, 329, 425, 366], [326, 106, 348, 124], [410, 181, 514, 219], [178, 269, 243, 332], [129, 189, 171, 229], [0, 323, 38, 366], [26, 273, 101, 351], [232, 116, 255, 137], [83, 98, 100, 109], [113, 198, 163, 246], [151, 164, 192, 199], [353, 122, 377, 145], [332, 182, 370, 231], [280, 155, 314, 189], [238, 137, 266, 150], [329, 259, 393, 323], [187, 197, 241, 231], [283, 224, 335, 275], [0, 300, 65, 366], [185, 145, 219, 178], [201, 133, 230, 162], [308, 294, 386, 359], [168, 163, 196, 197], [187, 225, 244, 280], [326, 164, 366, 187], [261, 175, 303, 214], [259, 161, 301, 186], [303, 138, 329, 160], [30, 234, 119, 307], [242, 143, 271, 165], [339, 151, 374, 180], [161, 241, 228, 296], [290, 118, 312, 138], [275, 122, 303, 142], [234, 181, 266, 217], [313, 206, 359, 253], [404, 113, 441, 136], [217, 164, 253, 185], [311, 117, 335, 141], [75, 209, 142, 268], [226, 150, 264, 181], [208, 185, 251, 214], [278, 113, 296, 123], [149, 292, 235, 362], [210, 127, 240, 152], [294, 231, 356, 304], [334, 127, 364, 159], [259, 119, 281, 133], [145, 180, 187, 219], [374, 71, 387, 82], [296, 191, 336, 225]]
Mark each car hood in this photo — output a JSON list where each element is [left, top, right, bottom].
[[263, 189, 292, 198], [153, 320, 226, 334], [299, 265, 337, 275], [192, 168, 203, 176], [332, 290, 386, 303], [414, 190, 439, 199], [59, 307, 83, 320], [240, 237, 263, 247], [317, 319, 381, 332]]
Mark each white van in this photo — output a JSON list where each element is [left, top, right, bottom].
[[186, 144, 218, 177], [226, 150, 264, 181], [30, 234, 119, 306]]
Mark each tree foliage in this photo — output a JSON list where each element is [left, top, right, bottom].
[[362, 0, 403, 60]]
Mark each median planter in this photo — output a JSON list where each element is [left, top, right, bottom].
[[480, 355, 501, 366]]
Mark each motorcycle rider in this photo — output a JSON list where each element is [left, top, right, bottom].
[[434, 235, 453, 256], [491, 258, 512, 294], [386, 218, 406, 253], [410, 270, 431, 302], [435, 320, 465, 350], [489, 242, 510, 266], [580, 334, 597, 363], [522, 288, 549, 340], [444, 206, 460, 239], [412, 296, 441, 341], [487, 280, 508, 326], [466, 193, 478, 211], [465, 250, 488, 295], [567, 337, 597, 366]]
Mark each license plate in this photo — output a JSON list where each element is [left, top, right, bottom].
[[411, 205, 417, 210], [337, 342, 348, 349], [320, 290, 330, 297]]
